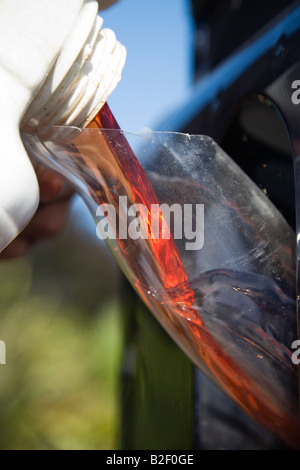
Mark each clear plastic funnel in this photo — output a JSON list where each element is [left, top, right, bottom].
[[21, 113, 299, 447]]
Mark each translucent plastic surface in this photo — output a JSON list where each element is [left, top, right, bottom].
[[22, 110, 299, 446]]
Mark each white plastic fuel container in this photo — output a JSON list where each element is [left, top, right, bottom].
[[0, 0, 125, 251]]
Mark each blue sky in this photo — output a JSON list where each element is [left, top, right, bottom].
[[72, 0, 194, 235], [100, 0, 194, 131]]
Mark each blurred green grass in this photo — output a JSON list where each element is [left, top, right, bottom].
[[0, 221, 122, 450]]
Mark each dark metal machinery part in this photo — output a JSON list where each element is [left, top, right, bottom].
[[120, 0, 300, 449]]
